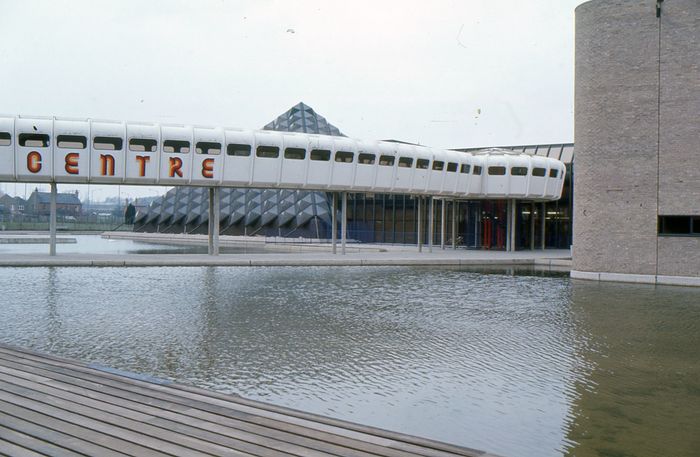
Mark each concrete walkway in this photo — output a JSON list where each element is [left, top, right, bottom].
[[0, 231, 572, 268], [0, 235, 77, 244], [0, 249, 572, 269]]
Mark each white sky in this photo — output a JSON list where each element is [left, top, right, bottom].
[[0, 0, 586, 201]]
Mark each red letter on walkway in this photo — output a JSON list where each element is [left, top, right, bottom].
[[100, 154, 115, 176], [169, 157, 183, 178], [202, 158, 214, 179], [65, 153, 79, 174], [27, 151, 42, 173], [135, 155, 150, 177]]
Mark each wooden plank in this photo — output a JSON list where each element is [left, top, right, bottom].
[[0, 344, 489, 457], [0, 411, 123, 457], [0, 391, 205, 457], [0, 368, 329, 457], [0, 351, 424, 457], [0, 435, 47, 457], [0, 423, 76, 457], [0, 380, 261, 457]]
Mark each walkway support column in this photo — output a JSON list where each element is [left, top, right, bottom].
[[451, 200, 457, 250], [505, 200, 511, 252], [428, 197, 434, 253], [510, 199, 517, 252], [530, 202, 536, 250], [49, 182, 57, 256], [417, 197, 422, 253], [440, 199, 446, 250], [208, 187, 220, 256], [341, 192, 347, 255], [541, 202, 546, 250], [332, 193, 337, 254]]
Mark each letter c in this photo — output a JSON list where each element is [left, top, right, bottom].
[[27, 151, 42, 173]]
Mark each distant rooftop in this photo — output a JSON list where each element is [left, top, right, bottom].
[[455, 143, 574, 164], [32, 191, 81, 205]]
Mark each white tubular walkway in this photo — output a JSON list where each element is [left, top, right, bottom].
[[0, 115, 566, 201]]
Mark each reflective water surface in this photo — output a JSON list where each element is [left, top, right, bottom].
[[0, 267, 697, 457], [0, 234, 268, 254]]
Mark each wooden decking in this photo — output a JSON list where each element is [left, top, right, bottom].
[[0, 344, 497, 457]]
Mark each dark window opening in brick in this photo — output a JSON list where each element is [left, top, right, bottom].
[[659, 216, 697, 235]]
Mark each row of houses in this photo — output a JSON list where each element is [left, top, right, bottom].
[[0, 189, 82, 217]]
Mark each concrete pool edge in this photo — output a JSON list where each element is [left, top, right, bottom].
[[0, 250, 573, 270], [571, 270, 700, 287]]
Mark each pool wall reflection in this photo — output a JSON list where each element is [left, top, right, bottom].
[[565, 280, 700, 457]]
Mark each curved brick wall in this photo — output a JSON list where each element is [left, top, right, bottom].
[[573, 0, 700, 281]]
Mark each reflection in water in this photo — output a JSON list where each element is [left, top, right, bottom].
[[0, 267, 697, 457], [565, 281, 700, 457], [44, 267, 61, 350], [0, 234, 269, 255]]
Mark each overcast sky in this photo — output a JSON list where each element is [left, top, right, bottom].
[[0, 0, 586, 201]]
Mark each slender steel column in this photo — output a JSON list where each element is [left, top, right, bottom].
[[530, 202, 536, 250], [428, 197, 434, 253], [440, 199, 446, 250], [541, 202, 547, 250], [510, 199, 517, 252], [505, 200, 511, 252], [49, 182, 57, 256], [475, 208, 479, 247], [341, 192, 347, 255], [332, 193, 337, 254], [451, 200, 457, 250], [213, 187, 220, 255], [417, 197, 423, 252], [208, 187, 220, 255]]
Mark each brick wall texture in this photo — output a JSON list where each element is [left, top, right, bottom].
[[573, 0, 700, 277]]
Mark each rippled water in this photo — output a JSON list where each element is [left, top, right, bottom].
[[0, 266, 697, 457]]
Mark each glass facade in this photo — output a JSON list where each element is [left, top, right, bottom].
[[341, 160, 573, 250]]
